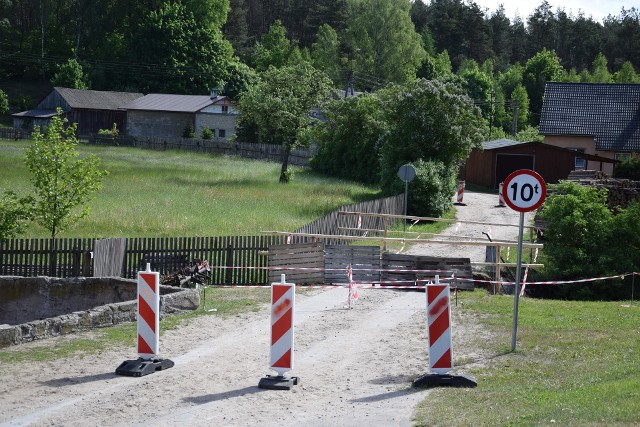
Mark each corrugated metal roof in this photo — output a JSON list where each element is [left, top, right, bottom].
[[481, 138, 525, 150], [123, 94, 214, 113], [54, 87, 143, 110], [12, 109, 59, 118], [539, 82, 640, 151]]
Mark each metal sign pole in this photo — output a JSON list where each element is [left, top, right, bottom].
[[511, 211, 525, 352], [403, 180, 408, 232]]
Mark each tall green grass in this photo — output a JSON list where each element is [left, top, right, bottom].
[[0, 141, 381, 237], [413, 290, 640, 426]]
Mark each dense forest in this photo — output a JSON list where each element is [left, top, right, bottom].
[[1, 0, 639, 131]]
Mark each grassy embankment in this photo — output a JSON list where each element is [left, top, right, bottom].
[[413, 290, 639, 426]]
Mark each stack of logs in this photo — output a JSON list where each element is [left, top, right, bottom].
[[535, 170, 640, 237], [567, 170, 640, 209]]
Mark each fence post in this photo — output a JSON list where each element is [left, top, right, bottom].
[[82, 250, 92, 277], [225, 243, 234, 284], [72, 246, 81, 277]]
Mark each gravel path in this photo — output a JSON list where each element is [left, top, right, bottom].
[[405, 190, 536, 263], [0, 191, 516, 427]]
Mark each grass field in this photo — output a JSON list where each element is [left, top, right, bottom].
[[0, 140, 383, 238], [413, 290, 640, 426]]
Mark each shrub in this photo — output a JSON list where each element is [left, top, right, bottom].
[[183, 124, 195, 138], [201, 128, 214, 140], [534, 181, 638, 300], [408, 159, 457, 217], [614, 154, 640, 180]]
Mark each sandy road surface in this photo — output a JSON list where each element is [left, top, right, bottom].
[[0, 191, 510, 427], [405, 191, 535, 262]]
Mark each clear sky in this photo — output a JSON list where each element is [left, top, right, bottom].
[[470, 0, 636, 23]]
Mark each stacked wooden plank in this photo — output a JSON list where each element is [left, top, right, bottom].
[[567, 171, 640, 208], [268, 242, 324, 284], [324, 245, 380, 284], [380, 253, 473, 290]]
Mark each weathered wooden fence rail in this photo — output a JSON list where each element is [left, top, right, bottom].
[[292, 194, 404, 244]]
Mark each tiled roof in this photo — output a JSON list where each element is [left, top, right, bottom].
[[54, 87, 143, 110], [539, 82, 640, 152], [123, 94, 214, 113]]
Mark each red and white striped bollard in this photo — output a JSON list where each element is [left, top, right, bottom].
[[259, 274, 299, 390]]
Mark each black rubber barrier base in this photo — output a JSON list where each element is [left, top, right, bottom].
[[258, 375, 299, 390], [412, 373, 477, 388], [115, 357, 175, 377]]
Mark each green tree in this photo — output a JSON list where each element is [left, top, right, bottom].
[[344, 0, 425, 85], [526, 1, 557, 57], [25, 108, 108, 240], [129, 2, 235, 94], [0, 192, 33, 240], [237, 64, 333, 182], [311, 24, 342, 85], [508, 84, 530, 133], [613, 61, 640, 83], [588, 53, 613, 82], [51, 58, 88, 89], [523, 49, 565, 125], [311, 93, 387, 184], [457, 59, 494, 119], [432, 50, 454, 78], [182, 0, 230, 29], [250, 20, 293, 72], [379, 79, 484, 215], [0, 89, 8, 114]]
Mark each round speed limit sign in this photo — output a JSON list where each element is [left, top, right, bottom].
[[501, 169, 547, 212]]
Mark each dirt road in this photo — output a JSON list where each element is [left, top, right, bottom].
[[0, 191, 516, 427]]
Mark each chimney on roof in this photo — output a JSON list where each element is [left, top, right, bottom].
[[210, 87, 218, 98]]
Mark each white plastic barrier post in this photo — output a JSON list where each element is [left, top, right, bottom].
[[427, 276, 453, 373], [259, 274, 298, 390], [455, 180, 466, 205], [137, 265, 160, 358], [497, 182, 506, 207], [115, 263, 174, 377], [412, 276, 476, 388]]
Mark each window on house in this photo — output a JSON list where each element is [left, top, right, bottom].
[[571, 148, 586, 169], [222, 105, 229, 113], [219, 129, 226, 138]]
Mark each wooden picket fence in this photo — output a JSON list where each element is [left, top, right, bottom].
[[0, 127, 30, 140], [0, 236, 286, 285], [0, 194, 404, 284]]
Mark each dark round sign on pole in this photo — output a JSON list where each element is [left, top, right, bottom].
[[397, 164, 416, 182], [501, 169, 547, 213]]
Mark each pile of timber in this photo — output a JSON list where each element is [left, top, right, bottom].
[[567, 170, 609, 181], [535, 171, 640, 236], [567, 171, 640, 208]]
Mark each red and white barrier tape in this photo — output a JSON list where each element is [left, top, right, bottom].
[[212, 265, 454, 274]]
